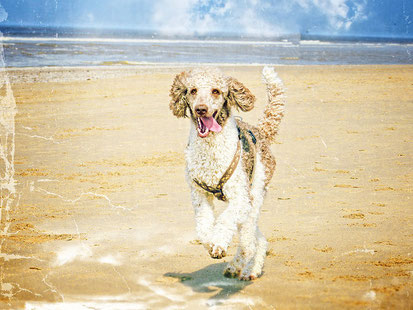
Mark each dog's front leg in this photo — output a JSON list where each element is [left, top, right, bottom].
[[190, 187, 215, 251], [209, 191, 252, 259]]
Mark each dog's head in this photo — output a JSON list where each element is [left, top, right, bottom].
[[169, 67, 255, 138]]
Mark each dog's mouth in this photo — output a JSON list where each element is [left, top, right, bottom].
[[196, 111, 222, 138]]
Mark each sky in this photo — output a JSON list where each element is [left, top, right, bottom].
[[0, 0, 412, 39]]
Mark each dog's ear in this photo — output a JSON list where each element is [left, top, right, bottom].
[[169, 71, 189, 118], [226, 77, 255, 112]]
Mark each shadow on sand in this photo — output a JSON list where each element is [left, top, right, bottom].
[[164, 262, 252, 305]]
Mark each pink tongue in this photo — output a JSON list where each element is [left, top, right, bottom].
[[201, 117, 222, 132]]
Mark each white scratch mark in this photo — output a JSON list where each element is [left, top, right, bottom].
[[21, 125, 33, 131], [37, 178, 59, 183], [0, 253, 45, 262], [320, 137, 327, 149], [42, 274, 65, 302], [343, 248, 376, 256], [72, 218, 82, 240], [0, 44, 20, 303], [7, 282, 43, 298], [18, 132, 61, 144], [112, 266, 131, 294], [32, 185, 129, 210]]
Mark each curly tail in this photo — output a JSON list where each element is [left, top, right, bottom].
[[258, 67, 285, 143]]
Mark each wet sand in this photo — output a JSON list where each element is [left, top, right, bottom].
[[1, 65, 412, 309]]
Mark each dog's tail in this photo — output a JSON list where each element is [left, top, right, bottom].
[[257, 67, 285, 143]]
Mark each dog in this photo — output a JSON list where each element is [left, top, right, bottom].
[[169, 67, 285, 280]]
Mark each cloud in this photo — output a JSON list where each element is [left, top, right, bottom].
[[239, 7, 286, 37], [152, 0, 231, 35], [151, 0, 286, 36], [304, 0, 367, 30], [150, 0, 368, 37], [0, 4, 8, 23], [1, 0, 371, 37]]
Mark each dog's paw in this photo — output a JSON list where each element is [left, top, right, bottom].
[[223, 265, 241, 278], [239, 269, 261, 281], [239, 273, 258, 281], [208, 245, 227, 259]]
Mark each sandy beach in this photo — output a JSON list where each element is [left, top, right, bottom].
[[1, 64, 412, 309]]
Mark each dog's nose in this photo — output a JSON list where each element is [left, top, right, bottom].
[[195, 105, 208, 117]]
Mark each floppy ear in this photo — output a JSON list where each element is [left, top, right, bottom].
[[169, 71, 189, 118], [226, 77, 255, 112]]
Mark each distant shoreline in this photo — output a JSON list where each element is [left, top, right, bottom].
[[2, 35, 413, 47], [1, 25, 413, 44], [1, 29, 412, 67]]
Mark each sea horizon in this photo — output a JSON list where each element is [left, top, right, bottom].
[[1, 25, 412, 67], [2, 24, 413, 43]]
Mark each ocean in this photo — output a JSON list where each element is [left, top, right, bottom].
[[0, 27, 412, 67]]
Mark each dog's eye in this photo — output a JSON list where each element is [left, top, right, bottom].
[[212, 89, 220, 95], [190, 88, 197, 95]]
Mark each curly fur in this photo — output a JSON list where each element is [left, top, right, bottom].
[[169, 67, 285, 280], [226, 77, 256, 112], [258, 67, 285, 142], [169, 71, 189, 118]]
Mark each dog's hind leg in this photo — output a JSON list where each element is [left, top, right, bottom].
[[237, 215, 259, 280], [236, 219, 268, 280], [244, 227, 268, 279], [238, 153, 268, 280], [223, 245, 244, 278]]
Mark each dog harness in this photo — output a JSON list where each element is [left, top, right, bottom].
[[193, 125, 257, 201]]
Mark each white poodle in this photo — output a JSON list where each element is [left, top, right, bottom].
[[169, 67, 285, 280]]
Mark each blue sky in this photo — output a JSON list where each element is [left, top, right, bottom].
[[0, 0, 412, 38]]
